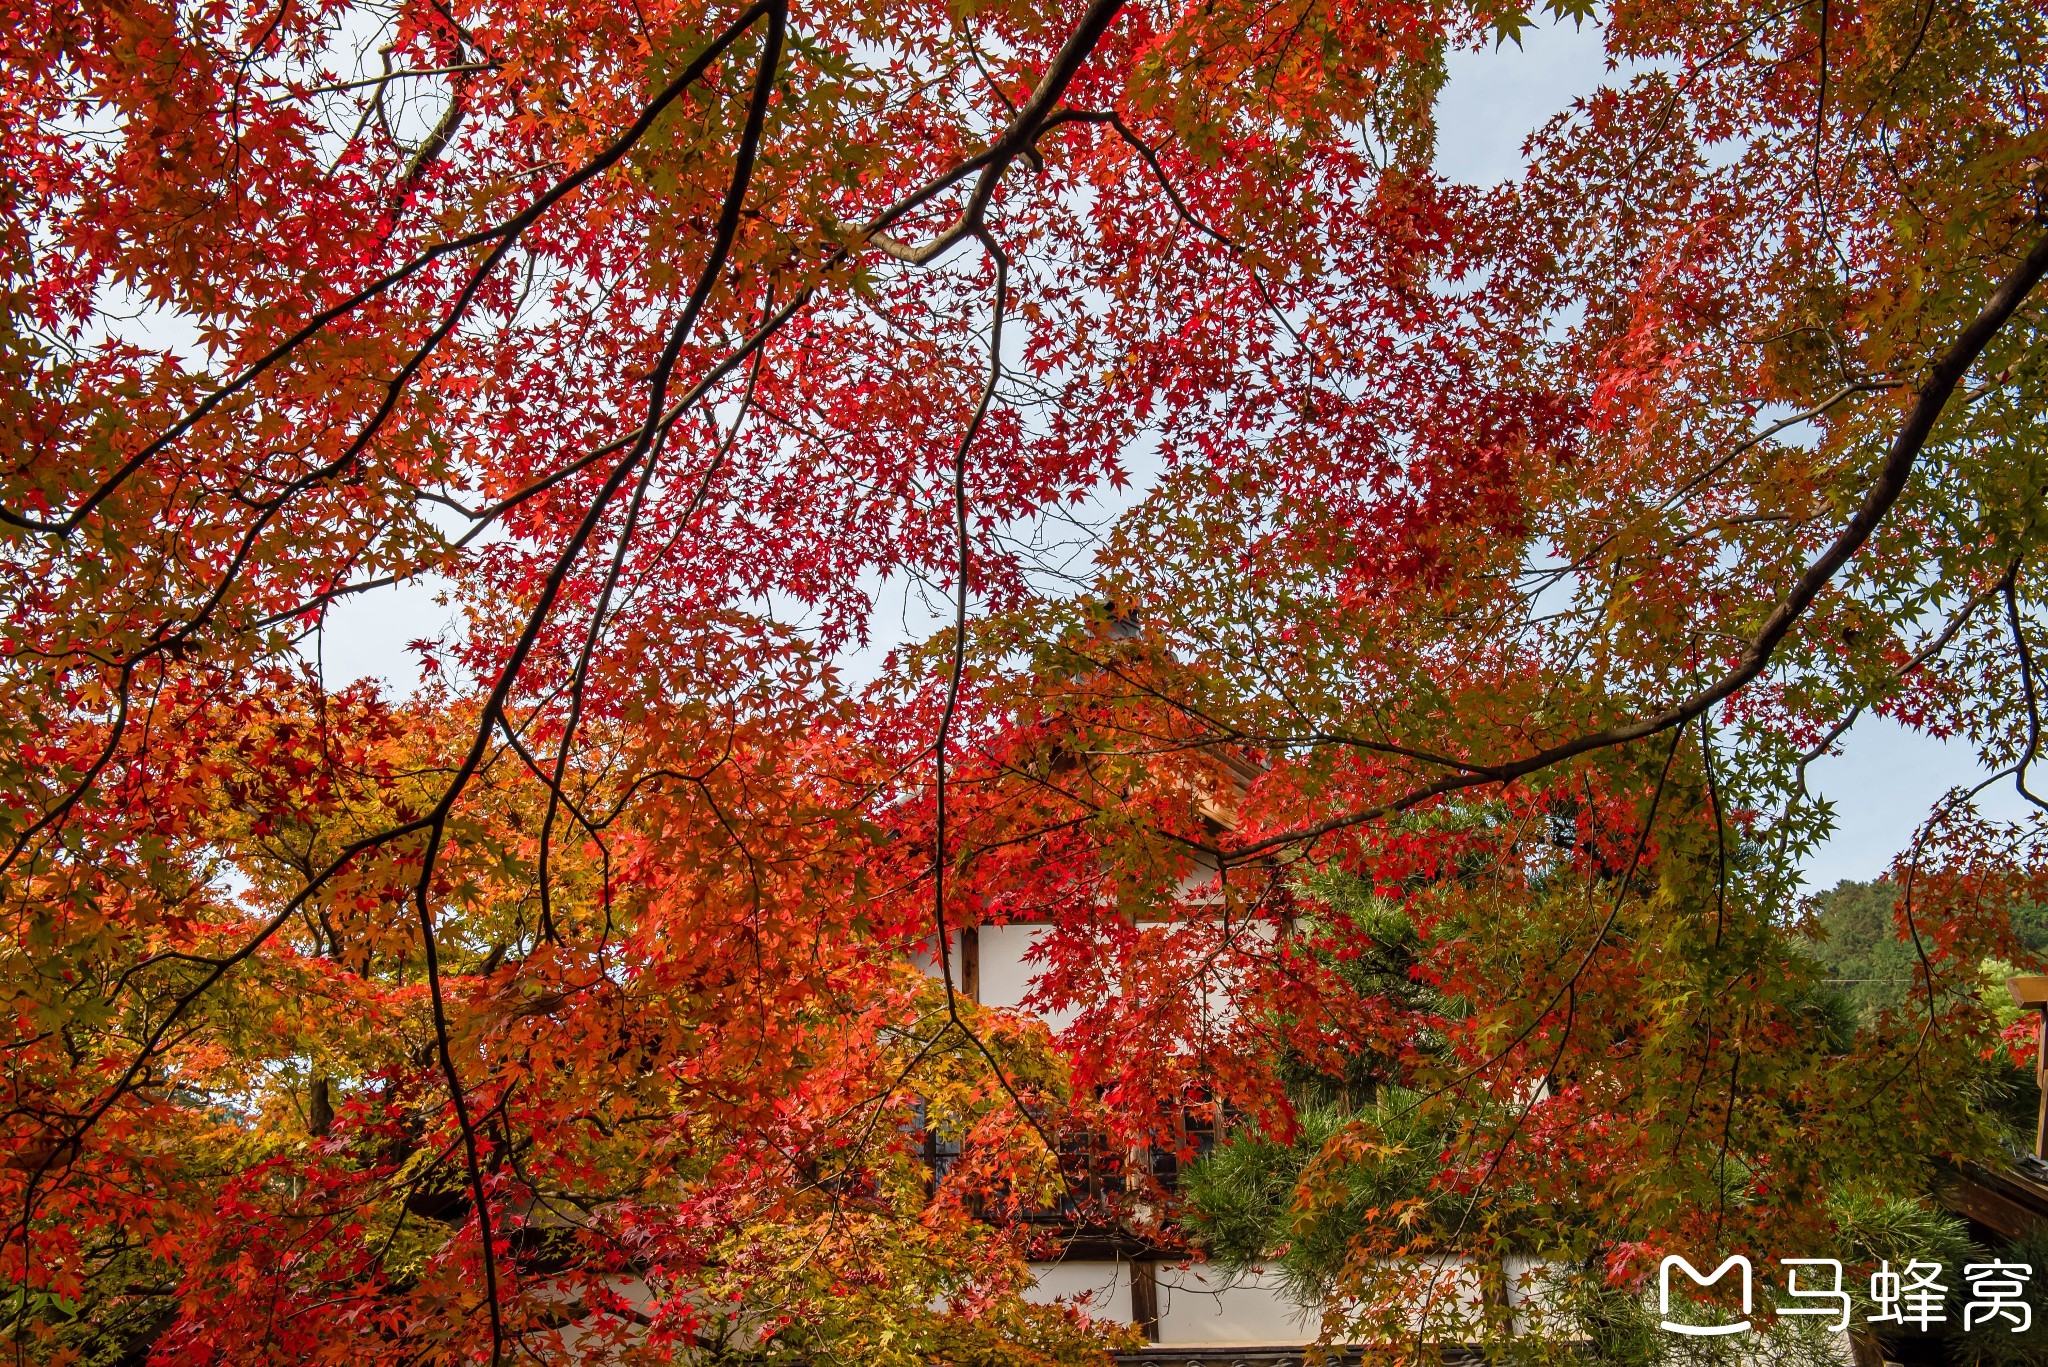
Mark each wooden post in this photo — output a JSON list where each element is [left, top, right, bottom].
[[959, 925, 980, 1004], [2037, 1003, 2047, 1163], [1479, 1259, 1513, 1337], [2007, 977, 2048, 1160], [1128, 1259, 1159, 1342]]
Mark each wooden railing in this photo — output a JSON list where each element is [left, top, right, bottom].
[[2007, 975, 2048, 1164]]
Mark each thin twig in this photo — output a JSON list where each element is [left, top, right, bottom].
[[1215, 228, 2048, 865]]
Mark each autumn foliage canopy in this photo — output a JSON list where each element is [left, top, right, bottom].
[[5, 0, 2048, 1360]]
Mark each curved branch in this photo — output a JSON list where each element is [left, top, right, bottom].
[[1522, 375, 1905, 596], [1774, 573, 2003, 855], [867, 0, 1126, 263], [6, 11, 791, 1362], [1219, 226, 2048, 865], [401, 10, 787, 1360], [2006, 564, 2048, 814], [0, 0, 781, 538], [928, 231, 1061, 1159], [1084, 108, 1301, 340], [271, 63, 494, 102]]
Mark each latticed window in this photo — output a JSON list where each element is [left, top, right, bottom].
[[1053, 1125, 1128, 1218], [911, 1100, 962, 1187], [1147, 1084, 1224, 1194]]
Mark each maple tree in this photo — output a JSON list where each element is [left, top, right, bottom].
[[5, 0, 2048, 1361]]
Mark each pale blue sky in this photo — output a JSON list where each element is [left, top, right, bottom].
[[1435, 13, 1619, 185], [1428, 19, 2033, 888]]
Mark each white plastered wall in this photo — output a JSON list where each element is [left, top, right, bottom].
[[975, 923, 1062, 1020], [970, 907, 1316, 1347], [1023, 1260, 1132, 1321], [1154, 1263, 1317, 1346]]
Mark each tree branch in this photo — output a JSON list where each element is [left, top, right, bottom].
[[1217, 227, 2048, 865]]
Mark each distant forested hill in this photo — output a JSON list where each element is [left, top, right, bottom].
[[1805, 878, 2048, 1019]]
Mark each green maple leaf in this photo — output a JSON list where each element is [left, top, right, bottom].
[[1491, 9, 1538, 48]]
